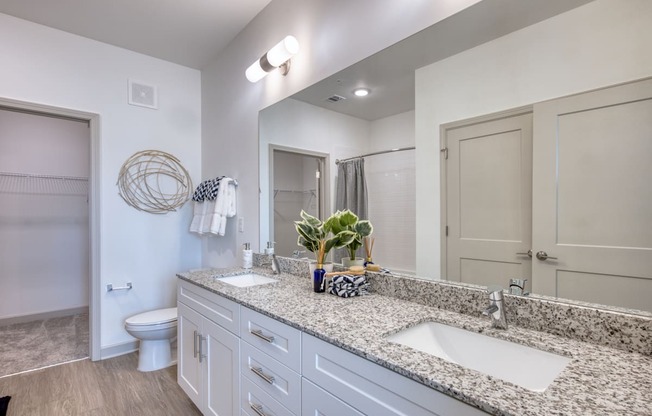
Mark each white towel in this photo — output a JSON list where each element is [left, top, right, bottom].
[[210, 178, 237, 236], [201, 200, 216, 234], [189, 201, 206, 234]]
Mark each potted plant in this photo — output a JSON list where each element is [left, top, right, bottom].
[[294, 210, 355, 286], [324, 210, 373, 267]]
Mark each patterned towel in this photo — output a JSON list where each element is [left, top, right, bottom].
[[328, 274, 368, 298]]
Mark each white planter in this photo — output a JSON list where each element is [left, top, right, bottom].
[[342, 257, 365, 268]]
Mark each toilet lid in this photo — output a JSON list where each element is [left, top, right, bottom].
[[126, 307, 177, 326]]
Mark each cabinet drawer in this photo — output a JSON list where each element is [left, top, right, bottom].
[[240, 307, 301, 372], [241, 375, 294, 416], [178, 279, 240, 335], [302, 333, 487, 416], [302, 378, 364, 416], [241, 341, 301, 415]]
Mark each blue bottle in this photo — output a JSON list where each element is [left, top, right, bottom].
[[313, 264, 326, 293]]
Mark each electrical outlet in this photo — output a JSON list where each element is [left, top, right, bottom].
[[238, 217, 244, 233]]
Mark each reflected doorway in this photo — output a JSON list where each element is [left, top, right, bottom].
[[269, 147, 328, 258]]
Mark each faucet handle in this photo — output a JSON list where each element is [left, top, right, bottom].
[[486, 285, 504, 302]]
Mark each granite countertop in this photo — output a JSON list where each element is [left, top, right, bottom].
[[177, 267, 652, 416]]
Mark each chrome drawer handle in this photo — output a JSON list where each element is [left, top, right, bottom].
[[250, 366, 275, 385], [250, 403, 269, 416], [250, 329, 275, 343]]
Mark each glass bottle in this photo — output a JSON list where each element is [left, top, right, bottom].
[[313, 263, 326, 293]]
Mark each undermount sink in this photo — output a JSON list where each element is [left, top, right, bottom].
[[385, 322, 571, 392], [215, 273, 278, 288]]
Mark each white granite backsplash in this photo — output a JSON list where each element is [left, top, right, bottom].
[[253, 254, 652, 356]]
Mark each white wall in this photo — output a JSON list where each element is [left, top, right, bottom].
[[201, 0, 482, 268], [259, 98, 368, 248], [0, 109, 90, 318], [415, 0, 652, 277], [0, 14, 202, 353]]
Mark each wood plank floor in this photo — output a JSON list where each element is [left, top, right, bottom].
[[0, 353, 202, 416]]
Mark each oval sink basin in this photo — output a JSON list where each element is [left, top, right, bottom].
[[385, 322, 570, 392], [215, 273, 278, 288]]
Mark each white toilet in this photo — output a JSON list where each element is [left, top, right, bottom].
[[125, 307, 178, 372]]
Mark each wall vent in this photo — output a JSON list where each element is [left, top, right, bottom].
[[128, 80, 158, 109], [326, 94, 346, 103]]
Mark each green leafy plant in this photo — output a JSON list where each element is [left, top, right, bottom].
[[294, 210, 355, 265], [324, 210, 373, 261]]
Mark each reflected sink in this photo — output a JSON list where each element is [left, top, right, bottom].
[[215, 273, 278, 288], [386, 322, 570, 392]]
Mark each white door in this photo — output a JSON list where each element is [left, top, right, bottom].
[[444, 112, 533, 289], [204, 318, 240, 416], [532, 78, 652, 310], [177, 302, 203, 409]]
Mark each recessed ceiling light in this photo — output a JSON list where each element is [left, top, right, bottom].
[[353, 88, 370, 97]]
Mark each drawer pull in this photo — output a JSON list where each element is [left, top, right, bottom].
[[250, 366, 275, 384], [250, 403, 269, 416], [250, 329, 275, 343]]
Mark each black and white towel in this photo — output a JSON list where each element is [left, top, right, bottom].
[[328, 274, 368, 298], [190, 176, 226, 233], [192, 176, 224, 202]]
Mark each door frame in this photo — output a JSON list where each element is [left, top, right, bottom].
[[0, 97, 101, 361], [439, 105, 532, 280], [268, 144, 330, 251]]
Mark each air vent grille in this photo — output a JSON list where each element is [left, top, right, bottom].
[[326, 94, 346, 103]]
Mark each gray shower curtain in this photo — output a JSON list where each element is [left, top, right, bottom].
[[334, 158, 368, 262]]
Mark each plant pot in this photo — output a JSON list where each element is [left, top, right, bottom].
[[309, 261, 333, 278], [342, 257, 365, 268]]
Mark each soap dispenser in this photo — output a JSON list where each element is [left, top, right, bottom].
[[265, 241, 275, 255], [242, 243, 252, 269]]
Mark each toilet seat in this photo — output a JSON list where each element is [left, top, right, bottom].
[[125, 307, 177, 326]]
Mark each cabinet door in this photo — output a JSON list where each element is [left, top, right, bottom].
[[178, 302, 203, 409], [204, 317, 240, 416], [302, 378, 364, 416]]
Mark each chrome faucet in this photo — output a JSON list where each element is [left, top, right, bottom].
[[270, 254, 281, 275], [482, 286, 508, 329]]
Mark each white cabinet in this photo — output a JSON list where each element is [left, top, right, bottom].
[[240, 307, 302, 415], [302, 333, 487, 416], [178, 280, 240, 416], [302, 378, 364, 416]]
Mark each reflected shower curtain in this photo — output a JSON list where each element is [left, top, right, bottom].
[[334, 158, 368, 263]]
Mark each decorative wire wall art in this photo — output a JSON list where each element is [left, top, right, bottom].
[[117, 150, 193, 214]]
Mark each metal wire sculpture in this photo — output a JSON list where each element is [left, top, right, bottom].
[[117, 150, 193, 214]]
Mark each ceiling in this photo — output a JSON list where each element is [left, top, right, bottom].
[[0, 0, 272, 69], [292, 0, 594, 121]]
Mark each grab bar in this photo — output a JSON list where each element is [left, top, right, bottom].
[[106, 282, 133, 292]]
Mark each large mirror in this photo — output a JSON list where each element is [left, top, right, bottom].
[[259, 0, 652, 314]]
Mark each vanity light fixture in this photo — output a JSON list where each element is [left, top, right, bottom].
[[353, 88, 370, 97], [246, 35, 299, 83]]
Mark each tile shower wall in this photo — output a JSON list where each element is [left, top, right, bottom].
[[366, 111, 416, 274]]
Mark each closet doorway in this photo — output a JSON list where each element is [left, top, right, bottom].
[[0, 99, 100, 376], [269, 146, 328, 258]]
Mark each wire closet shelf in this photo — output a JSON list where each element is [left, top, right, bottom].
[[0, 172, 88, 196]]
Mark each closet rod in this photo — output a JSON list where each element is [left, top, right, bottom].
[[0, 171, 88, 181], [335, 146, 415, 164]]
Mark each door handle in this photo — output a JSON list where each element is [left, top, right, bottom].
[[193, 330, 198, 358], [516, 250, 532, 258], [198, 334, 206, 363], [535, 251, 558, 261]]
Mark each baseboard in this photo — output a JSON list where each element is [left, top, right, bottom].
[[100, 340, 139, 360], [0, 306, 89, 327]]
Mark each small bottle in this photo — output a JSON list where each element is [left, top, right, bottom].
[[313, 263, 326, 293], [242, 243, 252, 269], [265, 241, 275, 255]]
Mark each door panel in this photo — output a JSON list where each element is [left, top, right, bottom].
[[446, 112, 533, 288], [204, 318, 239, 416], [532, 78, 652, 309], [178, 302, 203, 409]]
